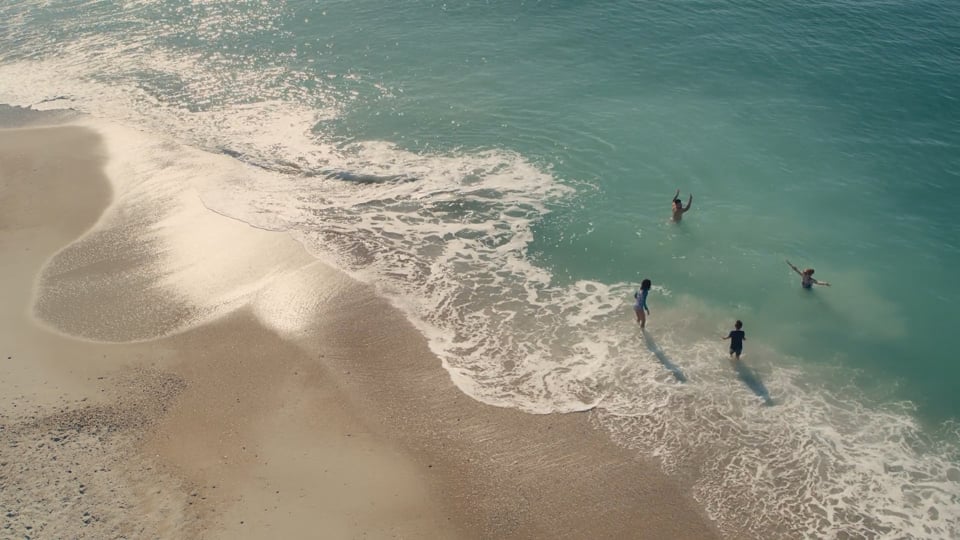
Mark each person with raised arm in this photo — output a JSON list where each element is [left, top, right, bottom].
[[671, 188, 693, 221], [785, 259, 831, 289]]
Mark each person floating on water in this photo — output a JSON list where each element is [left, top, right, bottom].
[[634, 278, 652, 329], [785, 260, 831, 289], [672, 189, 693, 221], [723, 320, 746, 361]]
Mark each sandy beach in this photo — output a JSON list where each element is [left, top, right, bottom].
[[1, 118, 720, 538]]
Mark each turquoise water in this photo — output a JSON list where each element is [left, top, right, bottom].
[[325, 0, 960, 419], [3, 0, 959, 536]]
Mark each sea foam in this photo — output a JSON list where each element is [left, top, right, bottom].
[[3, 7, 959, 536]]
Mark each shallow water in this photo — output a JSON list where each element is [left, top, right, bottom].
[[2, 0, 959, 536]]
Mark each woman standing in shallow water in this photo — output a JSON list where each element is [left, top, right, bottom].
[[634, 279, 652, 328]]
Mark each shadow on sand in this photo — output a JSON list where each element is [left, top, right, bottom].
[[732, 360, 774, 406], [642, 329, 687, 382]]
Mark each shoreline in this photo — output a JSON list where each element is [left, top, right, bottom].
[[0, 120, 720, 538]]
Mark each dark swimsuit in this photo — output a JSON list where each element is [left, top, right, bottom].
[[728, 330, 745, 354]]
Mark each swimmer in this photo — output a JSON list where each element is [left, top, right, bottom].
[[671, 189, 693, 221], [785, 260, 831, 289], [633, 278, 652, 329]]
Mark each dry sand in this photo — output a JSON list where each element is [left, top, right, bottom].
[[0, 120, 720, 539]]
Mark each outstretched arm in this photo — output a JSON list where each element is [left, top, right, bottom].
[[785, 259, 801, 275], [684, 194, 693, 211], [673, 188, 680, 202], [813, 279, 831, 287]]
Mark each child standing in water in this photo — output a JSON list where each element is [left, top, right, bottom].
[[634, 279, 652, 328], [723, 320, 746, 361]]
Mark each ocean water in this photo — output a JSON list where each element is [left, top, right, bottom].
[[2, 0, 959, 537]]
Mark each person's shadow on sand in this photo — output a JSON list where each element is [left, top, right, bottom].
[[642, 329, 687, 382], [732, 360, 774, 406]]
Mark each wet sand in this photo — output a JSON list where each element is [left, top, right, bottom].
[[0, 120, 720, 539]]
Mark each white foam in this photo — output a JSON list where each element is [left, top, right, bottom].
[[33, 118, 324, 340], [77, 99, 960, 540], [4, 7, 959, 536], [592, 298, 960, 538]]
